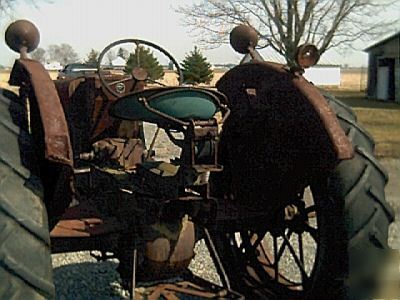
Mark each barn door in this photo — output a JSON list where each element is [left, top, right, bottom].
[[376, 58, 395, 101], [377, 65, 389, 100]]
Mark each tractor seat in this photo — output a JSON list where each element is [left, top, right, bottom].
[[109, 87, 226, 126]]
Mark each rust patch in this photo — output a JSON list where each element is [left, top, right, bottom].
[[266, 61, 354, 160], [9, 59, 73, 166], [218, 61, 354, 161], [261, 61, 354, 160], [291, 73, 354, 160]]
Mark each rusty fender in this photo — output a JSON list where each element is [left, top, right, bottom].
[[9, 59, 73, 167]]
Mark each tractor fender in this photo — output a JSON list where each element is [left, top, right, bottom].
[[9, 59, 73, 167], [216, 61, 353, 162], [8, 60, 75, 225]]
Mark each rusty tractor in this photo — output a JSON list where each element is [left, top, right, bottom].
[[0, 20, 395, 300]]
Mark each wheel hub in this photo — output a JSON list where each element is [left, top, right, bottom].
[[284, 200, 309, 235]]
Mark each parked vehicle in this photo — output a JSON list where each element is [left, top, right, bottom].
[[57, 63, 98, 79], [0, 19, 394, 300]]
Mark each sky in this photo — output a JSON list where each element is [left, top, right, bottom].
[[0, 0, 398, 67]]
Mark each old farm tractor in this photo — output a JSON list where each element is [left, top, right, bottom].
[[0, 20, 395, 299]]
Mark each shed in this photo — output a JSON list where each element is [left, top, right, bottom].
[[364, 32, 400, 103]]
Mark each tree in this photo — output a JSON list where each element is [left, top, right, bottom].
[[117, 47, 129, 60], [168, 60, 175, 70], [85, 49, 99, 64], [30, 47, 46, 63], [1, 0, 46, 17], [47, 43, 79, 66], [180, 46, 213, 85], [125, 46, 164, 80], [176, 0, 399, 64], [0, 0, 21, 16], [106, 50, 116, 65]]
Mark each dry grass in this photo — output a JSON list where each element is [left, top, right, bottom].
[[354, 109, 400, 158], [328, 89, 400, 109], [0, 71, 18, 93], [0, 70, 58, 94]]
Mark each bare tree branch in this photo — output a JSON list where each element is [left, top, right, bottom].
[[0, 0, 46, 16], [176, 0, 400, 64], [0, 0, 16, 15]]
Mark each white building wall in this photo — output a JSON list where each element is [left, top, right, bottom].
[[304, 66, 341, 86]]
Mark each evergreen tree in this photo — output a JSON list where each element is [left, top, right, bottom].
[[85, 49, 99, 64], [180, 47, 213, 85], [125, 46, 164, 80]]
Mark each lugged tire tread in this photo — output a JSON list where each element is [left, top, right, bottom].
[[368, 185, 395, 222], [0, 207, 54, 299], [344, 164, 371, 209], [337, 115, 375, 153], [356, 146, 388, 183], [348, 208, 387, 250], [325, 94, 394, 299], [0, 193, 50, 245], [0, 92, 55, 300]]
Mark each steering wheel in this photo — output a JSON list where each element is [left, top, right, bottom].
[[97, 39, 183, 98]]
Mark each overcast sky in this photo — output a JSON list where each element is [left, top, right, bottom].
[[0, 0, 398, 67]]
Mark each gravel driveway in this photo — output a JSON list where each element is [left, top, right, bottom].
[[51, 125, 400, 299]]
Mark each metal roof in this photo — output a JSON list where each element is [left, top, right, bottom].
[[364, 31, 400, 52]]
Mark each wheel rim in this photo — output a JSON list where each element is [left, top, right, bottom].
[[219, 188, 321, 297]]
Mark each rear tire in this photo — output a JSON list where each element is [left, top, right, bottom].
[[209, 93, 394, 299], [323, 95, 394, 299], [0, 92, 55, 299]]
